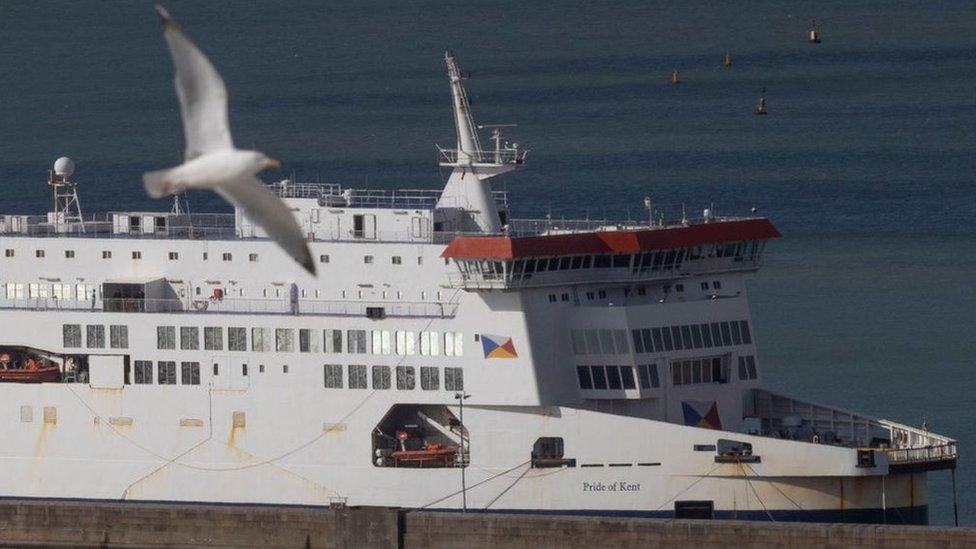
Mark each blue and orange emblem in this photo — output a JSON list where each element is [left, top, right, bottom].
[[480, 334, 518, 359], [681, 400, 722, 430]]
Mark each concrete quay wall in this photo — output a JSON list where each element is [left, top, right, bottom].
[[2, 500, 976, 548]]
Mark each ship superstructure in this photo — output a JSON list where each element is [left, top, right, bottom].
[[0, 53, 956, 523]]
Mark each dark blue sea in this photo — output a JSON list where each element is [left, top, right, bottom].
[[0, 0, 973, 525]]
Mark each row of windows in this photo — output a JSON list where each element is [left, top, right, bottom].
[[570, 329, 631, 356], [7, 283, 98, 301], [63, 324, 128, 349], [154, 326, 465, 356], [323, 364, 463, 391], [632, 320, 752, 354], [576, 364, 660, 391], [129, 360, 199, 385], [458, 241, 763, 280], [671, 357, 729, 386]]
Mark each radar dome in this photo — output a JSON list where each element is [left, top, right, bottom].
[[54, 157, 75, 178]]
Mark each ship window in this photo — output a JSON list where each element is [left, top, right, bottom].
[[620, 366, 637, 390], [4, 249, 12, 257], [664, 326, 684, 351], [395, 331, 416, 355], [242, 364, 248, 376], [573, 330, 590, 355], [593, 254, 611, 268], [180, 362, 201, 385], [102, 250, 111, 259], [445, 367, 464, 391], [323, 364, 343, 388], [213, 363, 220, 376], [157, 326, 176, 350], [158, 361, 177, 385], [700, 323, 713, 347], [251, 327, 271, 352], [134, 361, 153, 384], [560, 293, 569, 302], [259, 364, 265, 373], [613, 255, 631, 268], [598, 290, 607, 299], [168, 252, 178, 260], [584, 330, 600, 355], [443, 332, 463, 357], [249, 253, 258, 262], [730, 321, 742, 345], [348, 365, 367, 388], [586, 291, 594, 300], [738, 356, 748, 380], [681, 326, 693, 349], [591, 366, 608, 390], [581, 255, 592, 268], [346, 330, 366, 354], [747, 356, 757, 379], [701, 282, 709, 290], [392, 256, 402, 265], [660, 327, 674, 351], [420, 366, 440, 390], [63, 324, 82, 348], [606, 366, 622, 389], [720, 322, 733, 346], [640, 328, 653, 353], [180, 326, 200, 350], [132, 251, 141, 259], [420, 331, 441, 356], [204, 327, 223, 351], [739, 320, 752, 344], [371, 365, 391, 389], [690, 325, 703, 349], [65, 250, 75, 258], [364, 255, 374, 264], [324, 329, 343, 353], [547, 294, 556, 303], [228, 327, 247, 351], [676, 284, 684, 292], [571, 256, 583, 269], [276, 328, 295, 352], [110, 325, 129, 349], [637, 364, 651, 389], [86, 325, 105, 348], [283, 364, 289, 374], [713, 280, 722, 289], [372, 330, 392, 355], [299, 329, 319, 352], [395, 366, 415, 390], [35, 249, 45, 258], [222, 253, 232, 261], [599, 330, 615, 354], [637, 286, 646, 296], [613, 330, 629, 354], [320, 254, 330, 263], [671, 357, 728, 386], [710, 323, 723, 346], [203, 252, 208, 260], [577, 366, 593, 390]]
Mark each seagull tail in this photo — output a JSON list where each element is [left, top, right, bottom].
[[143, 168, 179, 199]]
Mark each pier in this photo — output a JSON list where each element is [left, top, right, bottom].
[[0, 500, 973, 548]]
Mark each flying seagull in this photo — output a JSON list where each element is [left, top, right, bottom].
[[144, 5, 315, 275]]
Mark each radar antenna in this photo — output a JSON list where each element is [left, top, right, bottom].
[[48, 157, 84, 233]]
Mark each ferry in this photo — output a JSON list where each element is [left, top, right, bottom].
[[0, 52, 956, 523]]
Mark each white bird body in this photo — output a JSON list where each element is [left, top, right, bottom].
[[145, 5, 315, 275]]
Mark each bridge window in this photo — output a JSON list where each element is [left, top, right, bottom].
[[637, 364, 659, 389], [738, 356, 758, 380], [577, 366, 593, 389], [671, 357, 728, 386], [590, 366, 608, 389], [739, 321, 752, 344]]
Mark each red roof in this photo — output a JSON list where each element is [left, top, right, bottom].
[[441, 218, 781, 259]]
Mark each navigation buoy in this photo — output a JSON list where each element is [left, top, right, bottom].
[[724, 50, 732, 68], [755, 87, 768, 115], [671, 68, 681, 85], [808, 21, 822, 44]]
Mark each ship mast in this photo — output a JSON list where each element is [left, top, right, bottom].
[[436, 51, 525, 234]]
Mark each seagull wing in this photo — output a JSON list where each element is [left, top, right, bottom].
[[217, 176, 316, 275], [156, 5, 234, 160]]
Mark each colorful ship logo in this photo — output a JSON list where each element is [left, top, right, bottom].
[[480, 334, 518, 359]]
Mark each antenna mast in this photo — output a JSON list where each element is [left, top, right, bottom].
[[48, 157, 84, 233]]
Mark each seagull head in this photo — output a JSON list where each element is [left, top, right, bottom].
[[244, 151, 281, 172]]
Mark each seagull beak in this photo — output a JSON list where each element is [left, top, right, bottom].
[[265, 157, 281, 169]]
